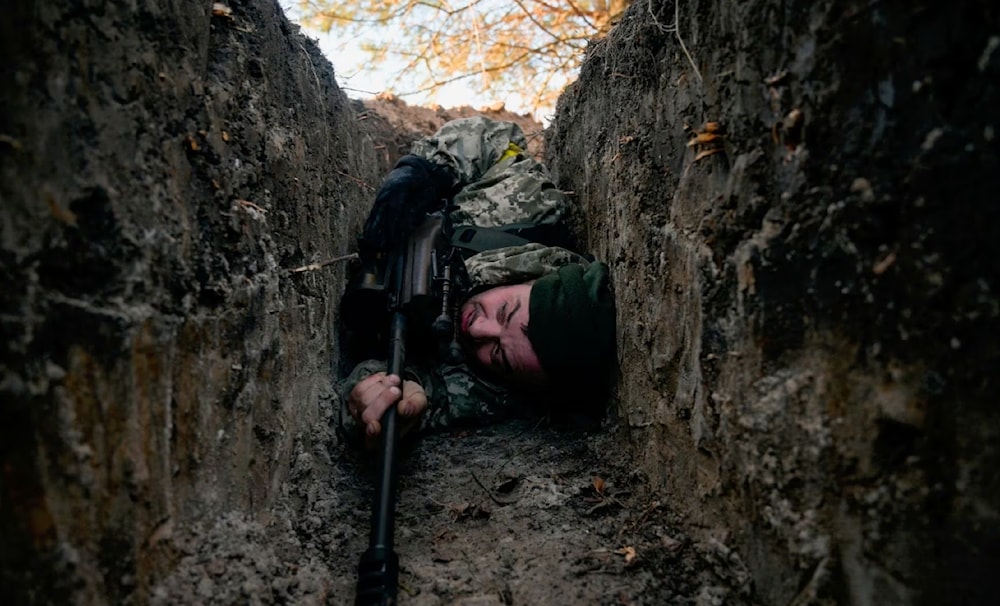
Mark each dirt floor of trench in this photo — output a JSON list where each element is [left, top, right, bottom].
[[150, 417, 752, 605]]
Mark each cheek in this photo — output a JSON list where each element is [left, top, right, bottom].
[[463, 342, 490, 368]]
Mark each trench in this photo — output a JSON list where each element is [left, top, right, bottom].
[[2, 1, 998, 605]]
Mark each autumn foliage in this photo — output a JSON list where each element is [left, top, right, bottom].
[[296, 0, 630, 113]]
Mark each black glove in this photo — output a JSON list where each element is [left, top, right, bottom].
[[362, 155, 455, 251]]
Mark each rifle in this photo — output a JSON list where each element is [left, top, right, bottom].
[[348, 210, 463, 605]]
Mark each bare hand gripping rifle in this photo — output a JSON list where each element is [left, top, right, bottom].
[[344, 210, 464, 605]]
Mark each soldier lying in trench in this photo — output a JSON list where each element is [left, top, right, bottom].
[[338, 117, 617, 447]]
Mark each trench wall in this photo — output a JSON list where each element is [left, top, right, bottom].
[[0, 1, 381, 601], [547, 1, 1000, 604], [3, 0, 998, 604]]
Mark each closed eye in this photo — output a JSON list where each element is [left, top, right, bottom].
[[505, 300, 521, 327]]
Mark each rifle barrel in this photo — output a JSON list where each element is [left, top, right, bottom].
[[355, 213, 452, 605], [355, 309, 406, 605]]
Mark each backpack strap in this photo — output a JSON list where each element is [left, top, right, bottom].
[[450, 225, 533, 255], [450, 222, 578, 257]]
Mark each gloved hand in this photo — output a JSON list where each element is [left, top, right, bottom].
[[362, 155, 455, 251]]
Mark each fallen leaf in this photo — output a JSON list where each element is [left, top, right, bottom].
[[686, 131, 722, 147], [47, 195, 77, 227], [781, 108, 805, 149], [783, 108, 804, 131], [212, 3, 233, 18], [694, 148, 724, 162], [592, 476, 606, 495], [872, 252, 896, 275], [235, 199, 267, 215], [764, 70, 790, 86], [0, 133, 23, 150], [687, 122, 726, 162], [614, 546, 638, 565]]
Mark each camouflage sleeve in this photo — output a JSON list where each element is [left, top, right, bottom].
[[337, 358, 517, 444], [463, 243, 591, 289], [419, 362, 516, 432], [409, 117, 569, 228]]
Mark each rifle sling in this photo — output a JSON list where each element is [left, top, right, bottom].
[[451, 223, 538, 258]]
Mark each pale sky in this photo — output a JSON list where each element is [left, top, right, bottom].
[[279, 3, 543, 120]]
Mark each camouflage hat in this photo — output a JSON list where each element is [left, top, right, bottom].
[[527, 263, 617, 392]]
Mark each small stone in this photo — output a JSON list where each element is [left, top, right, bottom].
[[197, 576, 214, 598], [850, 177, 875, 202], [207, 558, 226, 577]]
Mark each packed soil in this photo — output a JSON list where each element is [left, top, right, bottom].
[[151, 419, 751, 605]]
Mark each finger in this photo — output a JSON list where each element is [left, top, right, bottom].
[[360, 385, 401, 426], [353, 372, 388, 401], [399, 399, 425, 417], [349, 375, 385, 420], [362, 374, 400, 414], [399, 382, 428, 417], [353, 374, 393, 410]]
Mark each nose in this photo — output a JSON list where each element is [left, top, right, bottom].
[[467, 314, 501, 340]]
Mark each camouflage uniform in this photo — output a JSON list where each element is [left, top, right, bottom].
[[339, 118, 590, 438], [409, 117, 569, 229]]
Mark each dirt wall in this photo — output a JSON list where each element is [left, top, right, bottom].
[[0, 1, 381, 601], [547, 0, 999, 604], [3, 0, 998, 604]]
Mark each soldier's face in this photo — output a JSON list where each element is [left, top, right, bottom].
[[458, 283, 547, 385]]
